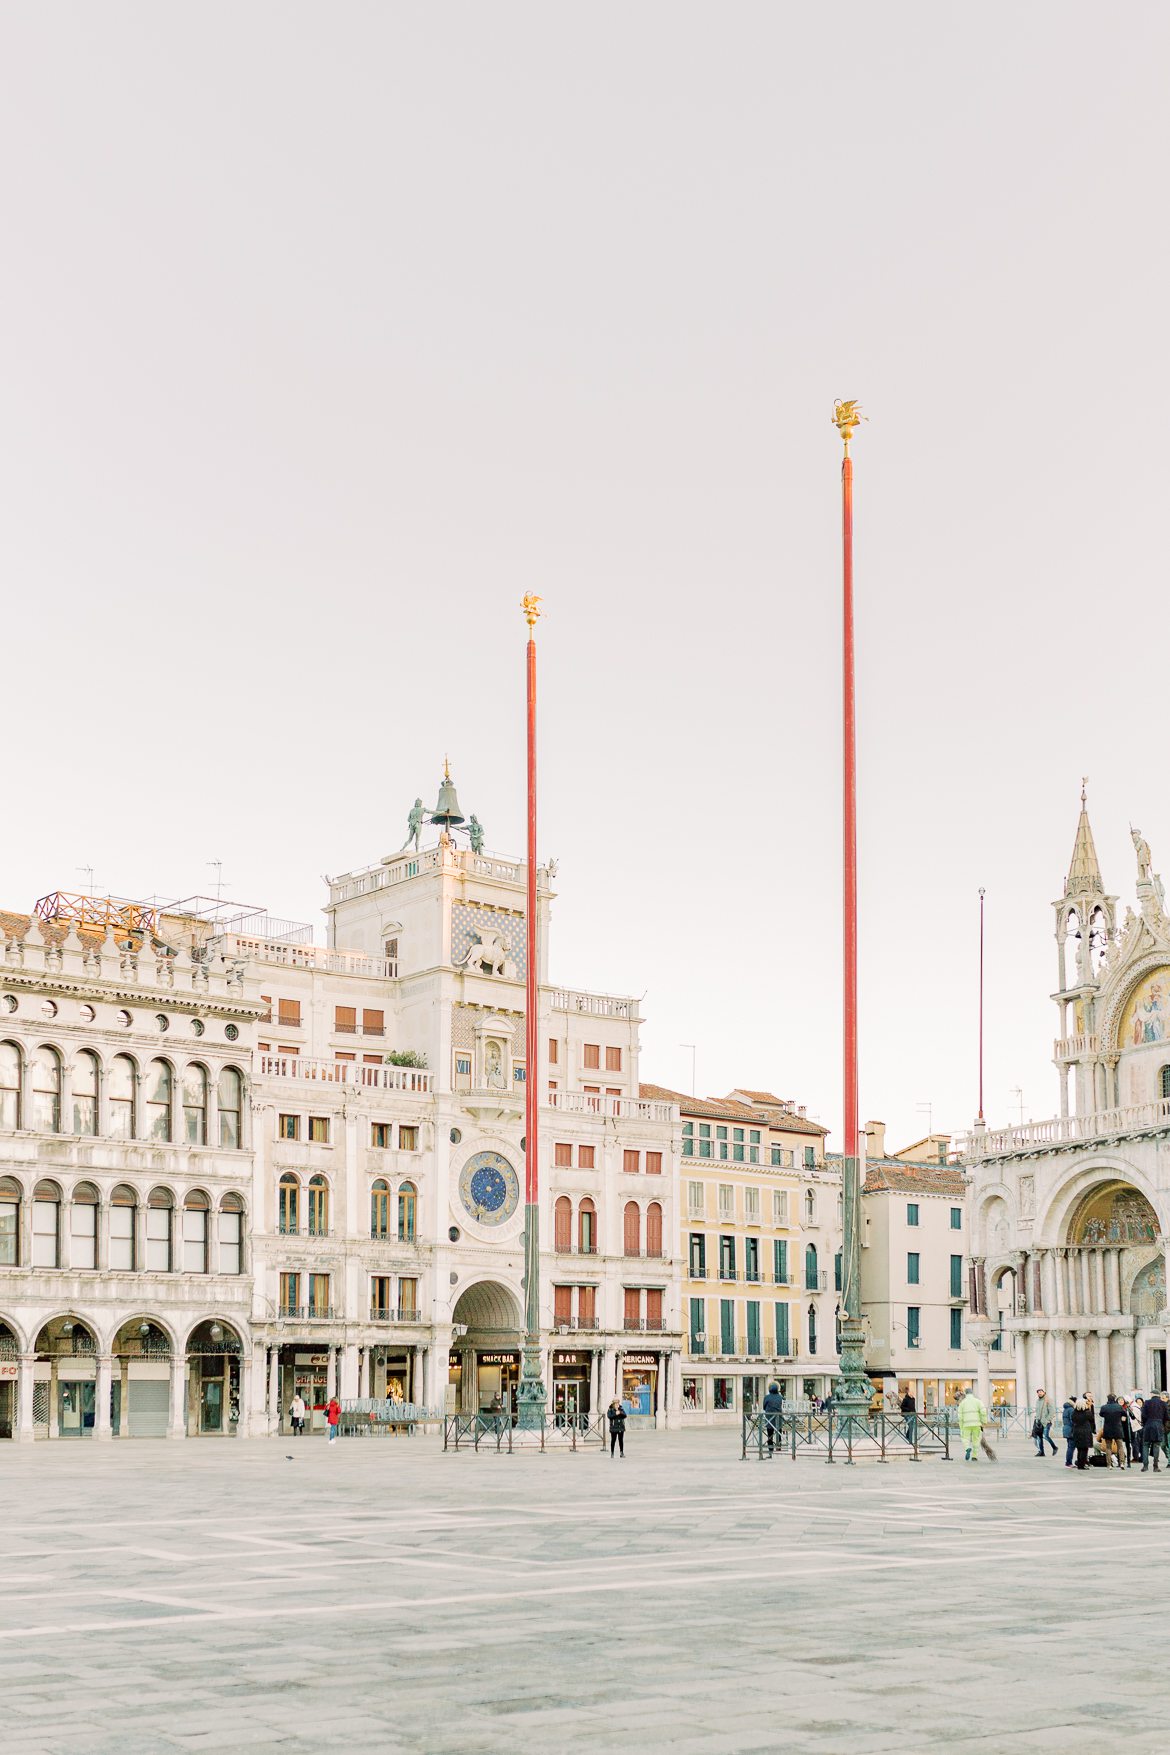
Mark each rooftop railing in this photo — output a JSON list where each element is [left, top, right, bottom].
[[546, 1090, 672, 1122], [959, 1096, 1170, 1161], [258, 1054, 432, 1095]]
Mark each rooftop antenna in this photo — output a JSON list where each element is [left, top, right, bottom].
[[76, 865, 96, 899], [207, 861, 225, 905], [1010, 1086, 1025, 1126], [679, 1044, 696, 1097], [916, 1100, 933, 1136]]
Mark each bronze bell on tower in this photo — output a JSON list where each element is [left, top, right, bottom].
[[431, 759, 465, 831]]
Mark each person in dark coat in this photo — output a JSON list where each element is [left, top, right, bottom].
[[1100, 1394, 1128, 1470], [899, 1390, 917, 1445], [607, 1397, 627, 1459], [762, 1382, 784, 1455], [1061, 1398, 1076, 1468], [1140, 1392, 1165, 1471], [1070, 1399, 1095, 1470]]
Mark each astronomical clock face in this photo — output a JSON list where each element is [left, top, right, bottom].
[[458, 1150, 521, 1227]]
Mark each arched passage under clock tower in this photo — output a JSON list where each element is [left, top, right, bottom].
[[449, 1279, 523, 1415]]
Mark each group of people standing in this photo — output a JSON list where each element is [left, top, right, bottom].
[[1032, 1388, 1170, 1471]]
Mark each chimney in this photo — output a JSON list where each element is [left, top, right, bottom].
[[863, 1119, 886, 1160]]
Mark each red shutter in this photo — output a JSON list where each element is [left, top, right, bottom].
[[623, 1201, 641, 1256], [554, 1284, 572, 1324], [623, 1149, 640, 1175], [623, 1288, 641, 1326], [646, 1201, 663, 1256], [645, 1151, 662, 1175], [578, 1284, 596, 1324], [645, 1287, 663, 1327], [554, 1196, 572, 1252]]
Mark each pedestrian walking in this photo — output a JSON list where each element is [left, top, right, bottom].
[[290, 1391, 307, 1437], [1032, 1389, 1057, 1457], [1126, 1394, 1143, 1464], [1061, 1398, 1076, 1467], [956, 1388, 988, 1462], [900, 1389, 917, 1445], [1100, 1393, 1128, 1470], [762, 1381, 784, 1456], [1140, 1391, 1165, 1472], [1070, 1398, 1094, 1470], [607, 1397, 627, 1459], [326, 1395, 341, 1443]]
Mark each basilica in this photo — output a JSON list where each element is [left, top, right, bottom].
[[963, 795, 1170, 1407]]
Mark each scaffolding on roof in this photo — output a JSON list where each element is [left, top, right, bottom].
[[33, 891, 160, 934]]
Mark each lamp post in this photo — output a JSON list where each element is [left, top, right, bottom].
[[832, 400, 872, 1424], [516, 593, 547, 1429]]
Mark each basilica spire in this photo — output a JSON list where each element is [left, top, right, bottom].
[[1064, 777, 1104, 899]]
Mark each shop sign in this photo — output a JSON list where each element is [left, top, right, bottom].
[[0, 1362, 17, 1381], [448, 1353, 462, 1368], [479, 1352, 518, 1365], [623, 1353, 658, 1367], [295, 1353, 328, 1366], [554, 1352, 583, 1366]]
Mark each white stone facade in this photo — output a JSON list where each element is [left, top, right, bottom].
[[963, 801, 1170, 1411], [0, 837, 684, 1440]]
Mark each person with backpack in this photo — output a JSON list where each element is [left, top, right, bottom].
[[1140, 1391, 1165, 1472], [326, 1396, 341, 1443], [607, 1397, 627, 1459], [1070, 1398, 1095, 1470], [1100, 1393, 1128, 1470], [762, 1382, 784, 1456], [1061, 1397, 1076, 1468], [1032, 1389, 1057, 1457]]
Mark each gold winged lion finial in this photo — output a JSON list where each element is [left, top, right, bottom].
[[832, 400, 867, 451]]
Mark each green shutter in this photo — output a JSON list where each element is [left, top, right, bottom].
[[775, 1302, 789, 1354], [746, 1301, 761, 1354], [720, 1299, 735, 1353], [773, 1238, 788, 1283]]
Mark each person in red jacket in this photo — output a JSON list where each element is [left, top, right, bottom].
[[326, 1397, 341, 1443]]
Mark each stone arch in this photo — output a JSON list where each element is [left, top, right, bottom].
[[33, 1312, 98, 1355], [451, 1278, 522, 1334], [1033, 1154, 1167, 1246], [0, 1310, 27, 1354], [1099, 954, 1170, 1056], [111, 1313, 179, 1356]]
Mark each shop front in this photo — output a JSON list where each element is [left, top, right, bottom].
[[283, 1348, 330, 1432], [476, 1349, 519, 1415], [187, 1320, 242, 1435], [552, 1349, 592, 1426], [34, 1317, 98, 1437], [621, 1352, 659, 1426], [112, 1320, 172, 1438], [0, 1358, 15, 1438]]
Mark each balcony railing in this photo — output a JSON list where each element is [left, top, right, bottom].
[[689, 1339, 707, 1355], [369, 1307, 422, 1323], [623, 1317, 667, 1332], [1054, 1032, 1100, 1061], [546, 1090, 671, 1122], [328, 846, 525, 904], [279, 1305, 337, 1321], [223, 931, 397, 981], [259, 1054, 432, 1095], [550, 987, 640, 1021], [554, 1317, 600, 1333], [555, 1241, 599, 1255], [959, 1095, 1170, 1161]]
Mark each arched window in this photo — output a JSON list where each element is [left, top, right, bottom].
[[371, 1179, 390, 1237], [182, 1190, 210, 1273], [72, 1050, 99, 1135], [146, 1187, 174, 1271], [805, 1243, 819, 1290], [398, 1181, 417, 1243], [0, 1176, 21, 1265], [646, 1200, 663, 1257], [0, 1042, 20, 1130], [1161, 1065, 1170, 1100], [278, 1173, 300, 1235], [109, 1055, 137, 1140], [218, 1066, 243, 1148], [808, 1305, 818, 1355], [182, 1064, 208, 1145], [308, 1174, 329, 1237], [219, 1193, 244, 1275], [71, 1181, 99, 1270], [145, 1059, 173, 1142], [109, 1184, 136, 1271], [554, 1195, 572, 1252], [578, 1196, 597, 1254], [30, 1046, 62, 1133], [804, 1189, 816, 1225], [623, 1200, 641, 1257], [32, 1179, 61, 1268]]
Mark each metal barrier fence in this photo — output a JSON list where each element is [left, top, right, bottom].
[[742, 1408, 952, 1462], [442, 1412, 608, 1453], [338, 1400, 441, 1436]]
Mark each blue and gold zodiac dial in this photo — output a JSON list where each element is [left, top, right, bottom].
[[458, 1150, 520, 1227]]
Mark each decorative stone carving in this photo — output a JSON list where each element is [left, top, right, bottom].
[[460, 929, 509, 978]]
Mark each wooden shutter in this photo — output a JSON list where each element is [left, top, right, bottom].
[[554, 1196, 572, 1252], [623, 1201, 640, 1256], [646, 1202, 663, 1256]]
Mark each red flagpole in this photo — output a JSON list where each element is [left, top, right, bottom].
[[842, 445, 858, 1166], [978, 888, 986, 1124], [518, 593, 545, 1427]]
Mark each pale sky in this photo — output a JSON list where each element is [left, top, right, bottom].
[[3, 5, 1167, 1152]]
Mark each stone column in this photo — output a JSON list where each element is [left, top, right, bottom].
[[239, 1352, 253, 1437], [1073, 1330, 1089, 1397], [1096, 1330, 1112, 1400], [118, 1356, 130, 1436], [1091, 1251, 1106, 1316], [601, 1345, 617, 1407], [974, 1339, 992, 1406], [326, 1347, 337, 1400], [340, 1343, 359, 1399], [1107, 1249, 1123, 1314], [1040, 1251, 1056, 1315], [95, 1355, 113, 1440], [17, 1354, 35, 1442], [168, 1354, 187, 1439], [412, 1346, 424, 1405], [268, 1345, 280, 1433], [1080, 1251, 1093, 1315], [1050, 1329, 1069, 1409]]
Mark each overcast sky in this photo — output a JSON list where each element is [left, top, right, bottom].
[[3, 5, 1167, 1151]]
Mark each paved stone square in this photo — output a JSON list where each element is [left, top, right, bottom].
[[1, 1428, 1167, 1753]]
